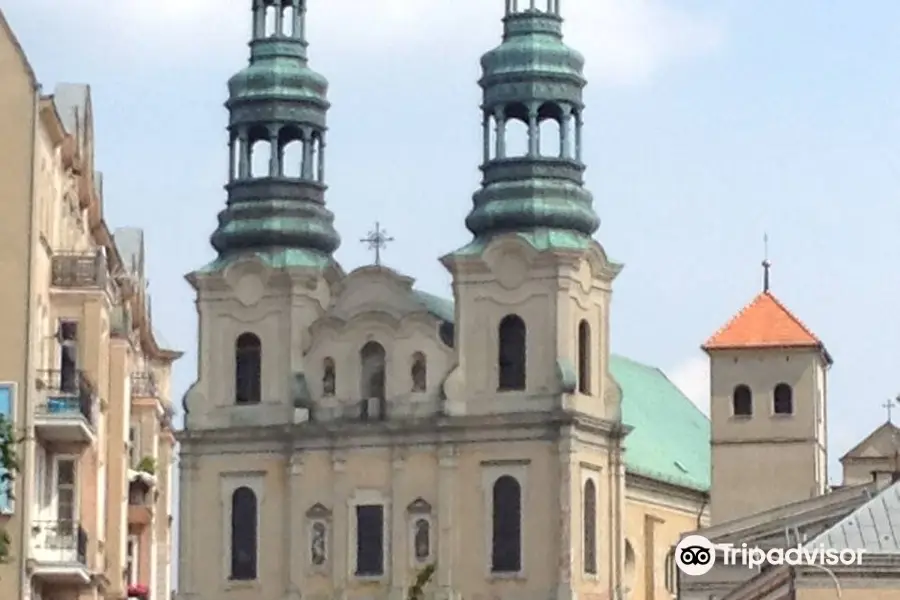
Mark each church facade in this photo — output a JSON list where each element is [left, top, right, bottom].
[[176, 2, 712, 600]]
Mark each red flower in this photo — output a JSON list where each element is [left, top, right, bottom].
[[127, 583, 150, 598]]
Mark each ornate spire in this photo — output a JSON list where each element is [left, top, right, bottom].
[[462, 0, 599, 249], [209, 0, 340, 268]]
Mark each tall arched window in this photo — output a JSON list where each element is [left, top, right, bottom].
[[235, 333, 261, 404], [583, 479, 597, 574], [491, 475, 522, 573], [732, 384, 752, 416], [774, 383, 793, 415], [230, 487, 258, 580], [411, 352, 427, 392], [498, 315, 526, 391], [577, 320, 591, 394], [360, 342, 386, 419]]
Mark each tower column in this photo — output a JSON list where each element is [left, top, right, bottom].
[[269, 128, 281, 177], [317, 133, 326, 182], [274, 2, 284, 37], [296, 0, 306, 41], [494, 107, 506, 158], [528, 103, 539, 156], [574, 111, 583, 162], [238, 129, 250, 179], [482, 111, 491, 163], [559, 105, 571, 159], [228, 134, 237, 182], [252, 0, 265, 39], [301, 127, 313, 179]]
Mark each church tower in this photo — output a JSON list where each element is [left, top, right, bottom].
[[703, 264, 830, 525], [441, 0, 623, 421], [181, 0, 340, 431]]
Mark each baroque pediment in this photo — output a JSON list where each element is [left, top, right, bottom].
[[306, 502, 332, 519], [841, 422, 900, 462], [326, 266, 425, 321], [406, 497, 432, 514]]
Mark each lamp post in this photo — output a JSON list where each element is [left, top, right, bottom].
[[801, 563, 842, 598]]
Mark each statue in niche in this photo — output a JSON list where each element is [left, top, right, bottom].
[[322, 358, 336, 397], [311, 521, 327, 566], [414, 518, 430, 561], [411, 353, 427, 392]]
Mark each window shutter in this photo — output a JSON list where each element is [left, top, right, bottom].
[[0, 385, 13, 514]]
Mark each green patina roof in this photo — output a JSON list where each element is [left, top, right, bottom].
[[414, 293, 710, 493], [198, 247, 331, 273]]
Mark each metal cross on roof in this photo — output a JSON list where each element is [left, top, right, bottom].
[[884, 396, 898, 423], [360, 221, 394, 266]]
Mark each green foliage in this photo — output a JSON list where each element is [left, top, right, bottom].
[[0, 413, 19, 562], [407, 563, 436, 600], [136, 456, 156, 475]]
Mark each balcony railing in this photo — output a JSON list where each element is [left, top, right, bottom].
[[51, 251, 107, 289], [30, 519, 88, 565], [35, 369, 95, 426], [131, 372, 159, 398]]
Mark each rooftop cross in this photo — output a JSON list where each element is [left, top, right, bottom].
[[884, 396, 898, 423], [762, 233, 771, 292], [360, 222, 394, 266]]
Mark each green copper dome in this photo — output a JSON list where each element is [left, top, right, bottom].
[[209, 0, 340, 268], [458, 2, 599, 250]]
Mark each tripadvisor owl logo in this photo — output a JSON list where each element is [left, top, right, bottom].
[[675, 535, 716, 576]]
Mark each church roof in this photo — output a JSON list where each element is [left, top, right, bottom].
[[702, 291, 830, 362], [421, 292, 710, 493], [807, 480, 900, 554]]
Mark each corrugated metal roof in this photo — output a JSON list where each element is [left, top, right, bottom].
[[807, 480, 900, 553]]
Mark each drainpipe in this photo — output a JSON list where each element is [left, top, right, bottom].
[[19, 80, 41, 600]]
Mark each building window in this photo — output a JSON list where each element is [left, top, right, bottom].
[[359, 342, 386, 419], [664, 549, 677, 593], [498, 315, 526, 391], [774, 383, 793, 415], [235, 333, 262, 405], [322, 357, 336, 397], [411, 352, 427, 392], [577, 320, 591, 394], [355, 504, 385, 576], [732, 384, 752, 416], [230, 486, 258, 580], [58, 320, 78, 392], [55, 457, 77, 534], [126, 536, 138, 585], [583, 479, 597, 574], [491, 475, 522, 573]]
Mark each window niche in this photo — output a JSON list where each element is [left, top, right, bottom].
[[322, 357, 336, 397], [411, 352, 427, 392], [498, 314, 526, 391], [306, 502, 332, 572], [406, 497, 433, 566], [773, 383, 793, 415]]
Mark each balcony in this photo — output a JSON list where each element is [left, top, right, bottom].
[[29, 520, 91, 584], [34, 370, 96, 443], [127, 480, 154, 530], [131, 372, 159, 398], [50, 251, 107, 290]]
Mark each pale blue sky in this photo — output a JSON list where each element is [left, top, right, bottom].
[[6, 1, 900, 483]]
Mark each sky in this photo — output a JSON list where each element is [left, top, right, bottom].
[[5, 0, 900, 572]]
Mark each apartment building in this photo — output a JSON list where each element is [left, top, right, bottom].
[[0, 12, 181, 600]]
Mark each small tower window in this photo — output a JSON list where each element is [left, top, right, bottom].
[[498, 314, 526, 391], [577, 320, 591, 394], [411, 352, 427, 392], [235, 333, 261, 405], [732, 384, 752, 417], [774, 383, 793, 415], [322, 357, 335, 397], [583, 479, 597, 574], [491, 475, 522, 573], [230, 487, 258, 580]]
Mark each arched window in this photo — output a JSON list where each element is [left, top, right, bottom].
[[732, 384, 752, 416], [577, 320, 591, 394], [774, 383, 793, 415], [491, 475, 522, 573], [411, 352, 427, 392], [322, 357, 335, 397], [360, 342, 386, 420], [498, 315, 526, 391], [235, 333, 261, 404], [230, 487, 258, 580], [583, 479, 597, 574]]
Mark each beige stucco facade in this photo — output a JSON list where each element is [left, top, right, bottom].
[[0, 11, 181, 600]]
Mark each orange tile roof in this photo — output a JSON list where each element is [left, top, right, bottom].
[[702, 291, 829, 359]]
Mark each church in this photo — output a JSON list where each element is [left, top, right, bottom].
[[174, 2, 900, 600]]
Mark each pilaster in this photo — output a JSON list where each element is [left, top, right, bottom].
[[330, 451, 347, 600], [390, 448, 407, 600], [556, 434, 575, 600], [177, 453, 199, 593], [285, 452, 304, 600], [437, 444, 458, 599]]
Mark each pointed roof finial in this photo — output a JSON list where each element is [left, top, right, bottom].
[[762, 233, 771, 292]]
